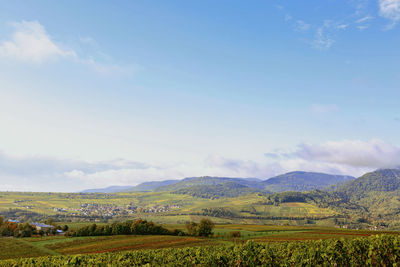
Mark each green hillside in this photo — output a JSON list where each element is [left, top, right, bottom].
[[261, 171, 354, 192], [336, 169, 400, 198], [153, 176, 263, 192], [172, 182, 259, 199], [129, 180, 179, 192]]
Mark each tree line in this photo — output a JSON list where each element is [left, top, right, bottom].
[[66, 218, 215, 237]]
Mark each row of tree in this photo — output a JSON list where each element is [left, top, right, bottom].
[[67, 218, 216, 237], [67, 219, 184, 237]]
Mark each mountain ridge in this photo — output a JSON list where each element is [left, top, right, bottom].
[[81, 171, 355, 193]]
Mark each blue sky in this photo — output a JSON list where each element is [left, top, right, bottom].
[[0, 0, 400, 191]]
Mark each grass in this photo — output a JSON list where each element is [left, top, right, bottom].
[[45, 235, 217, 254], [0, 238, 51, 260]]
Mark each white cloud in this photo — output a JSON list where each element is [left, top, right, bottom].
[[0, 20, 76, 63], [295, 20, 310, 31], [355, 15, 374, 23], [261, 139, 400, 178], [0, 20, 134, 75], [295, 139, 400, 169], [312, 21, 335, 50], [379, 0, 400, 25], [2, 139, 400, 191]]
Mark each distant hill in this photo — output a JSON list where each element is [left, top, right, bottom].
[[261, 171, 355, 193], [81, 180, 180, 193], [81, 185, 135, 193], [128, 180, 180, 192], [153, 176, 263, 192], [82, 172, 355, 194], [172, 182, 258, 199], [336, 169, 400, 197]]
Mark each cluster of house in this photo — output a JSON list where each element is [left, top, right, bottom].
[[6, 219, 64, 235], [55, 203, 181, 218], [13, 200, 33, 209]]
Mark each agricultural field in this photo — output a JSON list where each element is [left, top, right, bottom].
[[0, 224, 397, 261], [0, 235, 218, 260], [0, 191, 338, 225], [0, 238, 51, 260], [1, 234, 400, 266]]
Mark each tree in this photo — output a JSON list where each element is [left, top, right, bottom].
[[44, 218, 54, 225], [185, 221, 198, 236], [186, 219, 214, 237], [197, 219, 214, 237], [228, 231, 241, 238]]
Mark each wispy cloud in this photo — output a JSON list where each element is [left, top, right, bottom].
[[295, 20, 310, 31], [312, 21, 336, 50], [379, 0, 400, 28], [0, 20, 134, 75], [0, 21, 75, 63], [355, 15, 374, 23]]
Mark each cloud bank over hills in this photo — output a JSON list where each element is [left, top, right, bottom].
[[1, 139, 399, 192]]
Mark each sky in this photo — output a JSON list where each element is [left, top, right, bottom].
[[0, 0, 400, 192]]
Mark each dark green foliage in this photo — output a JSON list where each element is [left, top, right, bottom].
[[265, 191, 309, 204], [337, 169, 400, 198], [67, 219, 177, 237], [228, 231, 241, 238], [261, 171, 354, 192], [2, 235, 399, 266], [201, 207, 236, 217], [173, 182, 257, 199], [154, 176, 263, 192], [185, 219, 214, 237]]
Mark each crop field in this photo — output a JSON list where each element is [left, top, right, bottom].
[[0, 234, 218, 260], [0, 192, 337, 225], [0, 225, 397, 261], [2, 235, 400, 266], [0, 238, 51, 260], [45, 235, 217, 254]]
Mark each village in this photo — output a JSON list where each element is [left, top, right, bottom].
[[56, 203, 181, 218]]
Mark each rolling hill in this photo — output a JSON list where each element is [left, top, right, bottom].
[[153, 176, 263, 192], [261, 171, 354, 192], [336, 169, 400, 197], [172, 182, 259, 199], [81, 185, 136, 193], [82, 172, 355, 194]]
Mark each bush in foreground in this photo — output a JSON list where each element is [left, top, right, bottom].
[[1, 234, 399, 266]]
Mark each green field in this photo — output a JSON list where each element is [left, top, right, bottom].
[[0, 191, 337, 225]]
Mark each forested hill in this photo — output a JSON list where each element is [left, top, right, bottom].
[[128, 180, 180, 191], [82, 172, 355, 194], [336, 169, 400, 197], [260, 171, 354, 192], [172, 182, 258, 199], [153, 176, 263, 192]]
